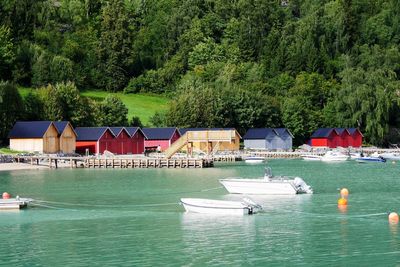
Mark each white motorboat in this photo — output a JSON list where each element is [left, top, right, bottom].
[[301, 154, 322, 161], [180, 198, 262, 215], [355, 156, 386, 163], [320, 151, 349, 162], [349, 152, 362, 159], [219, 167, 313, 195], [0, 197, 33, 210], [244, 156, 265, 164]]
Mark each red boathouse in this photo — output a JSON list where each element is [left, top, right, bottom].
[[125, 127, 146, 154], [75, 127, 116, 155], [142, 127, 181, 151]]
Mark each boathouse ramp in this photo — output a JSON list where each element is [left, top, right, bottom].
[[164, 130, 238, 158]]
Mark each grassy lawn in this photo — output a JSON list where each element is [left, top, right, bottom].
[[18, 88, 170, 126], [0, 148, 23, 155]]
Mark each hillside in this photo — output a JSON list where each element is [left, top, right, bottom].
[[19, 88, 169, 126], [2, 1, 400, 145]]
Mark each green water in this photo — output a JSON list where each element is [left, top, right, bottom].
[[1, 160, 399, 266]]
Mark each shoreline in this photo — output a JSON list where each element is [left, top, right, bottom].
[[0, 163, 54, 172]]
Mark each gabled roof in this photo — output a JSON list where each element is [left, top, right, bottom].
[[311, 128, 339, 138], [334, 128, 348, 135], [53, 121, 77, 136], [179, 128, 237, 135], [109, 127, 129, 137], [142, 127, 180, 140], [75, 127, 114, 141], [274, 128, 294, 138], [347, 128, 364, 137], [125, 127, 147, 139], [243, 128, 293, 139], [8, 121, 54, 138]]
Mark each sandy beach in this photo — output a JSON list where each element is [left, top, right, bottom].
[[0, 163, 50, 171]]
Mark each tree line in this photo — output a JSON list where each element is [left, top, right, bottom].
[[1, 0, 400, 146]]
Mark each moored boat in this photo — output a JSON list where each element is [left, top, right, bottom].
[[301, 154, 322, 161], [0, 197, 33, 210], [355, 156, 386, 163], [320, 151, 349, 162], [180, 198, 262, 215], [219, 167, 313, 195], [244, 156, 265, 164]]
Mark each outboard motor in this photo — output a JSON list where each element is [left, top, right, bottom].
[[242, 197, 263, 212], [293, 177, 313, 194], [264, 167, 273, 181]]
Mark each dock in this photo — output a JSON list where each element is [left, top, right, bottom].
[[10, 155, 214, 169]]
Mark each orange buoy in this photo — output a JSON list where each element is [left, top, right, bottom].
[[338, 198, 348, 206], [2, 192, 11, 199], [340, 188, 349, 198], [388, 212, 399, 224]]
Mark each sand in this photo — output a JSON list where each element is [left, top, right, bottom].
[[0, 163, 51, 171]]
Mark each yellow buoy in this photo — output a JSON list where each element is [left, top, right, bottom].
[[388, 212, 399, 224], [340, 188, 349, 198], [337, 198, 348, 206]]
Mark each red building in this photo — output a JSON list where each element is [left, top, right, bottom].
[[310, 128, 363, 148], [110, 127, 132, 154], [125, 127, 146, 154], [347, 128, 363, 147], [75, 127, 115, 154], [142, 127, 181, 151]]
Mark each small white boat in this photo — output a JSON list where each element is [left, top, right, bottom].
[[355, 156, 386, 163], [320, 151, 349, 162], [180, 198, 262, 215], [219, 167, 313, 195], [0, 197, 33, 210], [244, 156, 265, 164], [349, 152, 362, 159], [301, 154, 322, 161]]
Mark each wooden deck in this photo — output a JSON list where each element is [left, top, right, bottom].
[[10, 155, 214, 169]]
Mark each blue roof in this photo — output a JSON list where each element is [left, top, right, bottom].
[[347, 128, 363, 136], [53, 121, 77, 136], [142, 127, 179, 140], [311, 128, 337, 138], [334, 128, 348, 135], [179, 128, 236, 135], [75, 127, 112, 141], [274, 128, 294, 138], [125, 127, 147, 138], [8, 121, 54, 138], [243, 128, 278, 139], [109, 127, 125, 136]]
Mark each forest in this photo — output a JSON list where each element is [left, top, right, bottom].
[[1, 0, 400, 146]]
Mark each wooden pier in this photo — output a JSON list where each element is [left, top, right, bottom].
[[84, 157, 213, 168], [10, 155, 214, 169]]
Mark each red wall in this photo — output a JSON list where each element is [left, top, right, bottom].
[[114, 130, 131, 154], [145, 140, 170, 151], [171, 130, 180, 144], [98, 130, 116, 154], [311, 138, 329, 147], [350, 132, 362, 147], [76, 141, 97, 154], [131, 131, 145, 154]]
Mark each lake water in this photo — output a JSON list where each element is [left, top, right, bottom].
[[0, 160, 399, 266]]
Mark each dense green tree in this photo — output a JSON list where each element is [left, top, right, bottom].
[[97, 95, 128, 126], [0, 26, 14, 80], [0, 81, 23, 143]]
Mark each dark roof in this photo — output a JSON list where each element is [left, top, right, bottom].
[[75, 127, 112, 141], [243, 128, 293, 139], [142, 127, 179, 140], [53, 121, 77, 136], [311, 128, 338, 138], [109, 127, 125, 136], [347, 128, 364, 137], [125, 127, 147, 138], [274, 128, 294, 138], [8, 121, 54, 138], [179, 128, 236, 135]]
